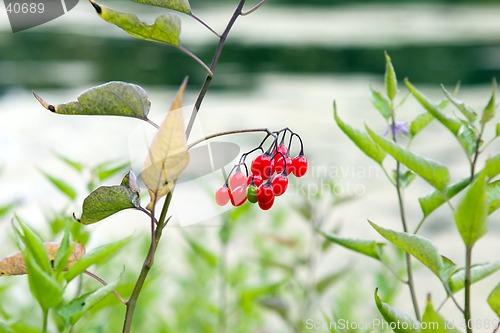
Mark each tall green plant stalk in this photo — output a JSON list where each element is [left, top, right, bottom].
[[122, 1, 248, 331]]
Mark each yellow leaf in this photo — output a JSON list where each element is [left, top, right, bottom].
[[143, 78, 190, 210], [0, 242, 85, 276]]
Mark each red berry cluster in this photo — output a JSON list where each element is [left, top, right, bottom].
[[215, 128, 308, 210]]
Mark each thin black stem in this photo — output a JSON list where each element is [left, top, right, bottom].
[[188, 128, 270, 150], [493, 321, 500, 333], [178, 45, 214, 77], [144, 118, 160, 129]]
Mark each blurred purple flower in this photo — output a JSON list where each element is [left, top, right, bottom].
[[384, 122, 409, 137]]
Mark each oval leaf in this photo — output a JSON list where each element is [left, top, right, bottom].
[[366, 126, 449, 191], [448, 262, 500, 294], [384, 52, 398, 101], [319, 230, 384, 261], [410, 113, 434, 137], [454, 171, 488, 247], [142, 78, 190, 210], [34, 81, 151, 120], [422, 296, 460, 332], [90, 0, 181, 46], [333, 102, 386, 165], [480, 78, 497, 127], [488, 282, 500, 317], [131, 0, 191, 14], [369, 221, 447, 281], [419, 177, 471, 218], [374, 288, 419, 333], [371, 87, 392, 120]]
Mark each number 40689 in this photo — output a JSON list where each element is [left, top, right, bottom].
[[5, 2, 45, 14]]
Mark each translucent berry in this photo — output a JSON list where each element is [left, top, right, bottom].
[[246, 185, 258, 203], [229, 185, 247, 206], [257, 182, 274, 205], [292, 155, 308, 177], [247, 174, 263, 187], [271, 173, 288, 196], [215, 186, 230, 206], [251, 154, 273, 178], [229, 171, 247, 191]]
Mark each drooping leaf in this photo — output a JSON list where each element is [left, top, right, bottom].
[[374, 288, 419, 333], [422, 296, 460, 332], [487, 180, 500, 214], [65, 237, 129, 282], [333, 102, 386, 165], [131, 0, 191, 14], [419, 177, 471, 218], [384, 52, 398, 101], [454, 171, 488, 247], [56, 271, 122, 326], [319, 230, 384, 261], [143, 78, 190, 210], [39, 170, 77, 201], [78, 171, 140, 225], [441, 84, 477, 122], [448, 262, 500, 293], [410, 112, 434, 137], [90, 0, 181, 46], [488, 282, 500, 317], [34, 81, 151, 120], [366, 126, 449, 191], [480, 78, 497, 127], [371, 87, 392, 120], [369, 221, 448, 281]]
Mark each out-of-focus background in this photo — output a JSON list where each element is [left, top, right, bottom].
[[1, 0, 500, 332]]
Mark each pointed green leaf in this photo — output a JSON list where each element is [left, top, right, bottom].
[[57, 271, 122, 326], [34, 81, 151, 120], [384, 52, 398, 101], [13, 216, 51, 273], [486, 153, 500, 179], [487, 180, 500, 214], [366, 126, 449, 190], [39, 170, 77, 201], [66, 237, 129, 282], [95, 161, 130, 182], [481, 78, 497, 127], [419, 177, 471, 218], [90, 1, 181, 46], [449, 262, 500, 293], [410, 113, 434, 137], [441, 85, 477, 122], [53, 153, 85, 173], [488, 282, 500, 317], [422, 297, 460, 332], [374, 288, 419, 333], [0, 200, 19, 219], [371, 87, 392, 119], [319, 230, 384, 260], [369, 221, 446, 281], [131, 0, 191, 14], [454, 171, 488, 247], [24, 253, 63, 310], [333, 102, 386, 165]]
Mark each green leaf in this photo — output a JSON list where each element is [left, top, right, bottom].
[[487, 180, 500, 214], [374, 288, 419, 333], [90, 1, 181, 46], [496, 123, 500, 137], [333, 102, 386, 165], [488, 282, 500, 317], [454, 171, 488, 247], [39, 170, 77, 201], [184, 237, 218, 268], [34, 81, 151, 120], [486, 153, 500, 179], [422, 297, 460, 332], [315, 270, 348, 294], [24, 253, 63, 310], [369, 221, 448, 281], [66, 237, 129, 282], [366, 126, 449, 191], [78, 171, 140, 225], [449, 262, 500, 293], [441, 84, 477, 122], [481, 78, 497, 127], [143, 78, 190, 210], [13, 216, 51, 273], [53, 227, 72, 274], [371, 87, 392, 119], [54, 152, 85, 173], [419, 177, 471, 218], [0, 322, 13, 333], [410, 113, 434, 137], [95, 161, 130, 182], [0, 200, 19, 220], [56, 271, 122, 326], [319, 230, 384, 260], [131, 0, 191, 14], [384, 52, 398, 101]]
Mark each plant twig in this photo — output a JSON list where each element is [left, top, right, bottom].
[[190, 13, 221, 38], [178, 45, 214, 77], [188, 128, 269, 150], [83, 270, 126, 304], [241, 0, 268, 16], [464, 245, 473, 333]]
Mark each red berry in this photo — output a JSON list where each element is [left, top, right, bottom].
[[257, 182, 274, 205], [229, 185, 247, 206], [273, 145, 288, 164], [251, 154, 273, 178], [271, 174, 288, 196], [246, 185, 258, 203], [247, 174, 263, 187], [292, 155, 308, 177], [215, 186, 230, 206], [229, 171, 247, 191], [274, 155, 292, 175], [258, 195, 274, 210]]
